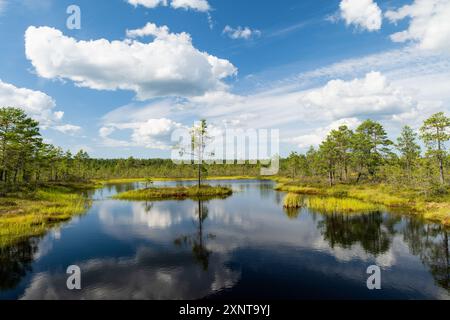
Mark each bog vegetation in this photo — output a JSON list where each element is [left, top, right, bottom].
[[0, 106, 449, 239], [0, 185, 91, 247]]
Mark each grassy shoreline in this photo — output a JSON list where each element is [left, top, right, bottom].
[[96, 176, 260, 185], [0, 182, 95, 248], [3, 175, 447, 248], [276, 181, 450, 226], [113, 185, 233, 201]]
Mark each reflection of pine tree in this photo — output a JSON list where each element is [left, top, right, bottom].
[[174, 200, 213, 271], [403, 220, 449, 291], [317, 212, 393, 255], [143, 200, 153, 213], [0, 238, 38, 290]]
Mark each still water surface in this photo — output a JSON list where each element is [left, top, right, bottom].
[[0, 180, 449, 299]]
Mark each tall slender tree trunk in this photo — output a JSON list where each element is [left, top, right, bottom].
[[439, 156, 445, 185], [198, 199, 202, 242], [328, 166, 333, 187], [198, 161, 201, 189], [438, 138, 445, 185], [356, 172, 362, 184], [344, 163, 348, 182], [407, 160, 412, 182]]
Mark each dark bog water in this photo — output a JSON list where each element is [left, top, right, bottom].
[[0, 180, 449, 300]]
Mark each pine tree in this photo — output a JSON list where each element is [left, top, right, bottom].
[[420, 112, 450, 185], [397, 126, 421, 180]]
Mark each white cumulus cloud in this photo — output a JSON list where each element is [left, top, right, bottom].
[[126, 23, 171, 39], [299, 71, 416, 120], [170, 0, 210, 12], [288, 118, 360, 149], [100, 118, 183, 149], [223, 26, 261, 40], [53, 124, 82, 135], [25, 25, 237, 100], [386, 0, 450, 54], [128, 0, 168, 8], [0, 79, 63, 127], [339, 0, 382, 31], [127, 0, 210, 12]]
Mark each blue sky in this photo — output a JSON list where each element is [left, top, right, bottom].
[[0, 0, 449, 158]]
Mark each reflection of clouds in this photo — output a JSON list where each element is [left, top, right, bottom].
[[33, 228, 63, 260], [206, 202, 253, 230], [16, 180, 449, 300], [20, 247, 240, 300], [312, 237, 378, 265], [311, 228, 415, 268], [99, 201, 187, 229], [131, 204, 183, 229], [98, 197, 401, 267], [51, 229, 61, 240], [34, 237, 54, 261]]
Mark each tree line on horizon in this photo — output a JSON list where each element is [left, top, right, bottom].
[[1, 106, 449, 194], [0, 107, 264, 193], [283, 112, 450, 191]]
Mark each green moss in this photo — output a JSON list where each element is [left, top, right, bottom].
[[113, 185, 233, 201]]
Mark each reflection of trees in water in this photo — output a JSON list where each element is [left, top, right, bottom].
[[143, 200, 154, 214], [259, 183, 273, 199], [115, 183, 140, 194], [275, 192, 283, 206], [317, 207, 449, 291], [402, 219, 449, 291], [0, 238, 38, 290], [317, 212, 394, 255], [174, 200, 213, 271], [91, 183, 141, 199]]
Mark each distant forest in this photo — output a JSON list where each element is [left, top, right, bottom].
[[1, 107, 449, 194]]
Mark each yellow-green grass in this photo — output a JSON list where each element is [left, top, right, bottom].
[[305, 196, 381, 214], [266, 176, 293, 184], [421, 202, 450, 226], [283, 193, 303, 208], [113, 185, 233, 201], [275, 182, 450, 226], [97, 176, 260, 185], [275, 184, 322, 195], [0, 187, 91, 248]]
